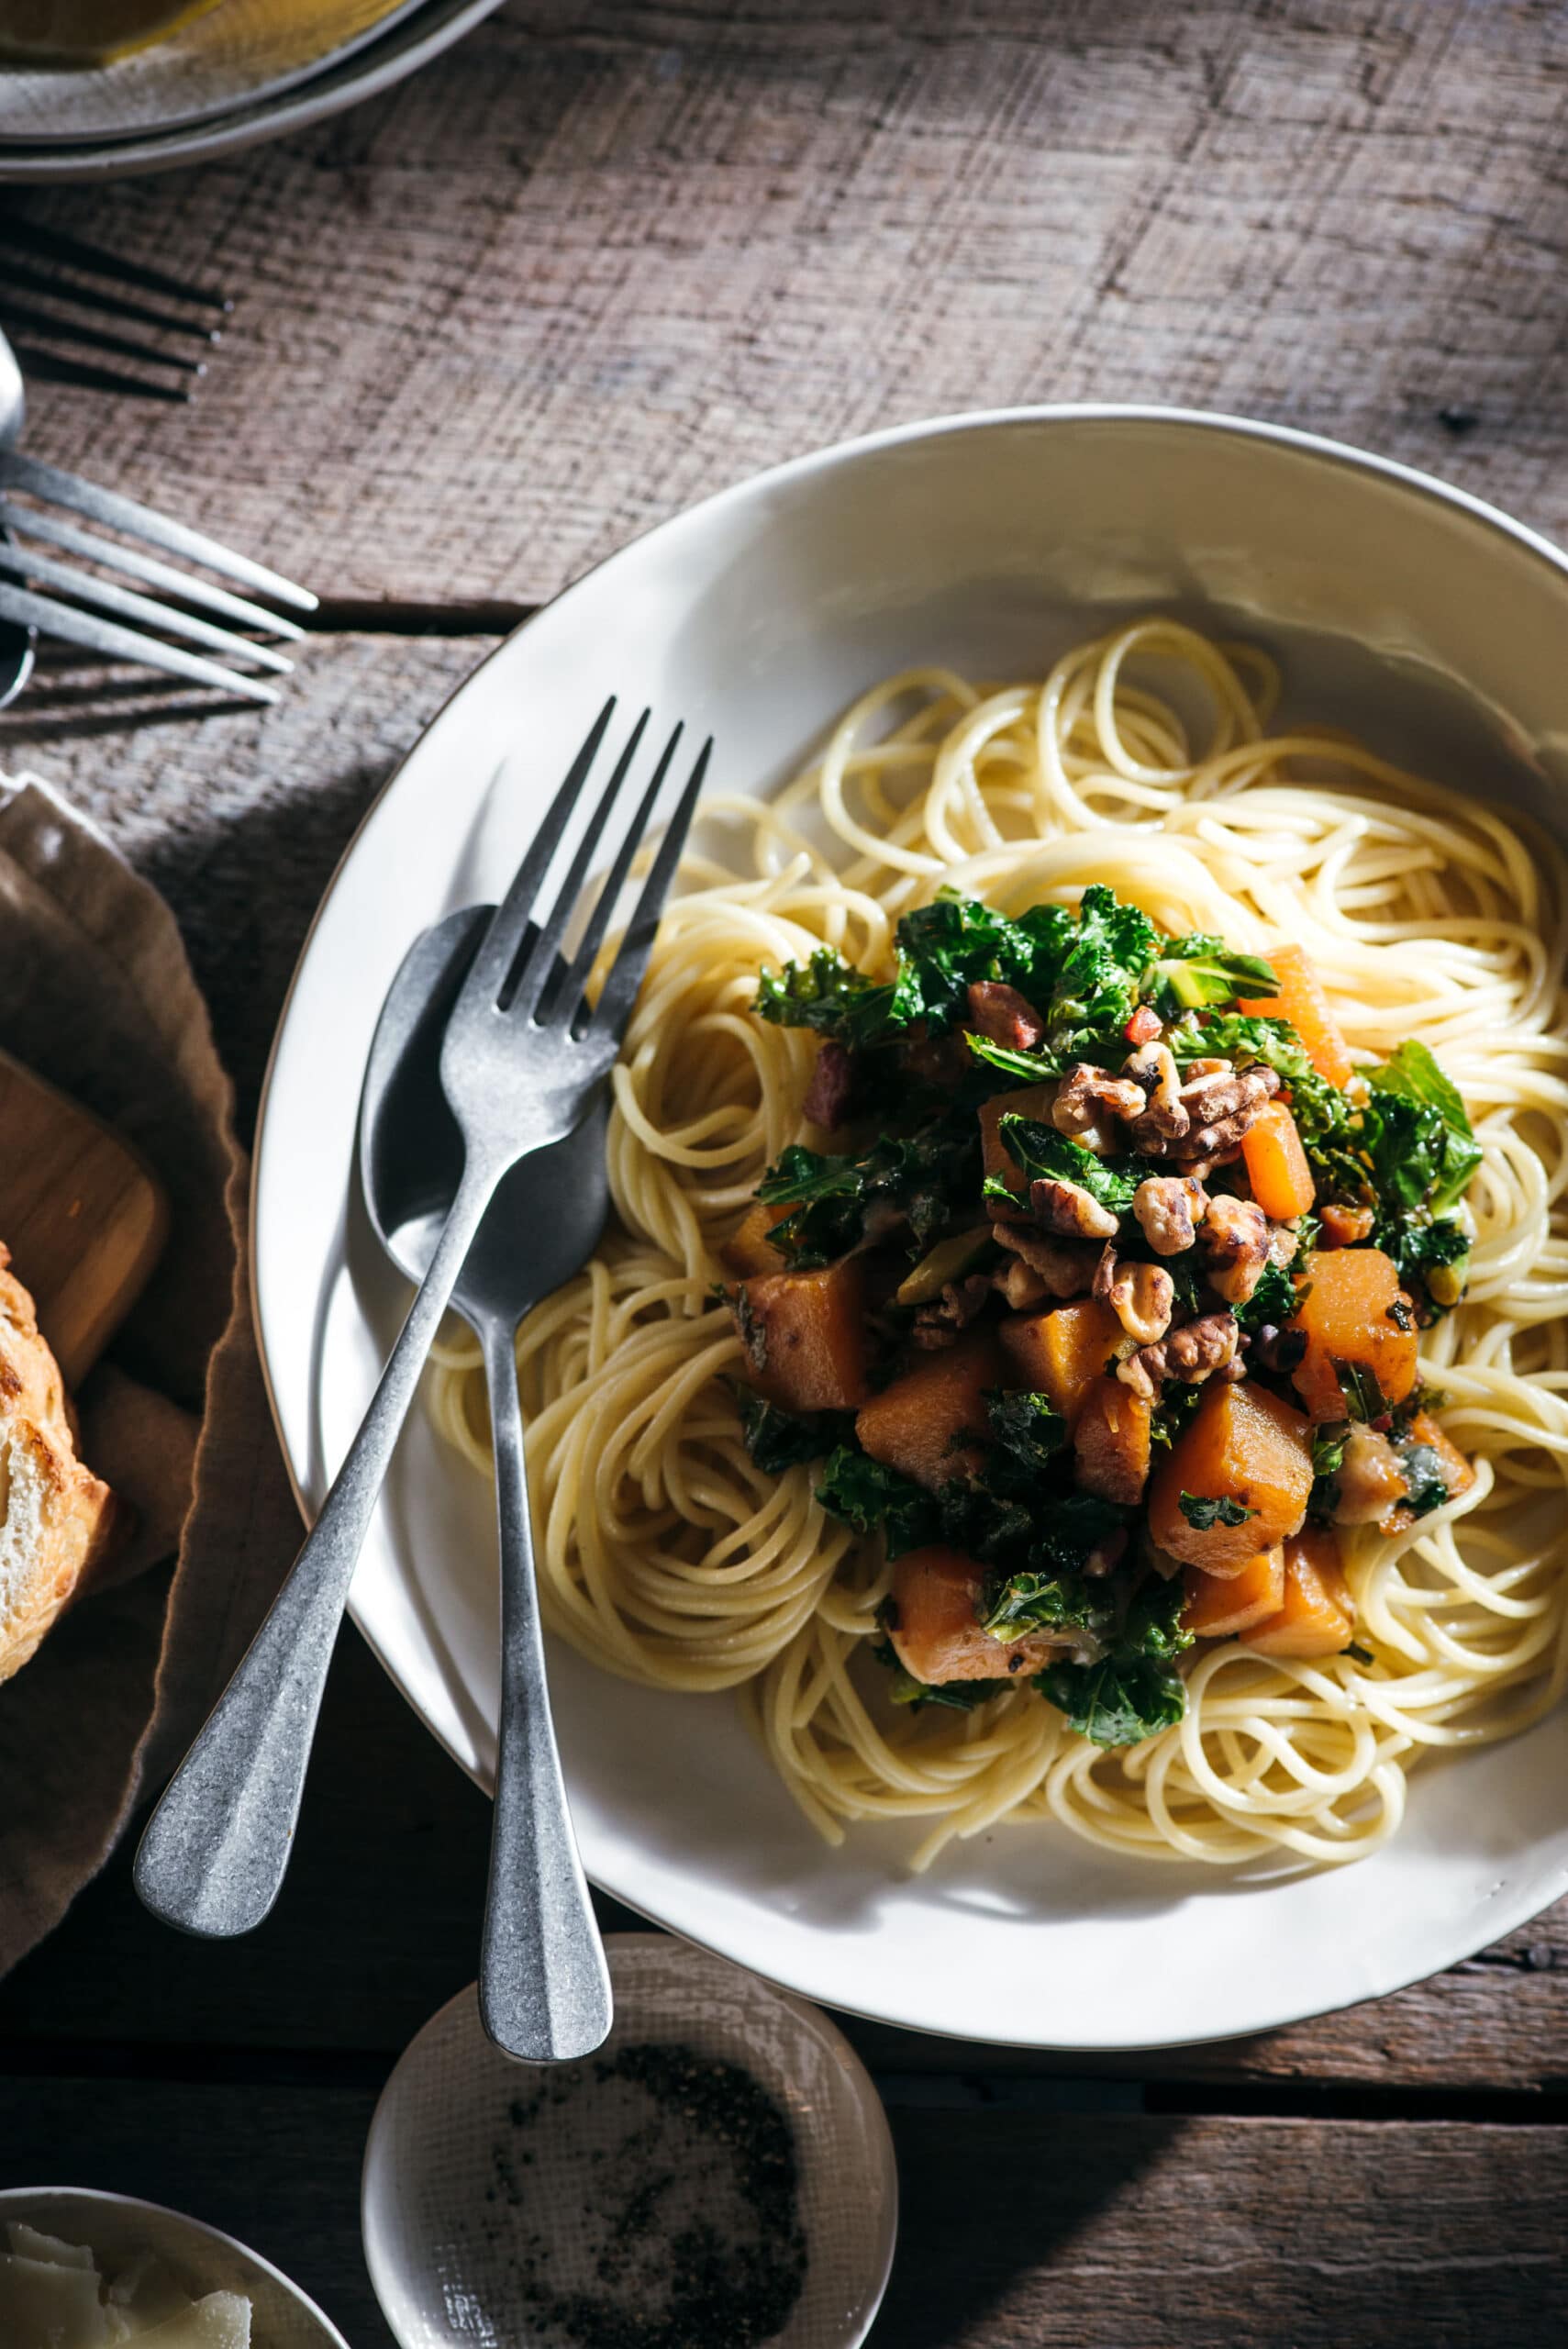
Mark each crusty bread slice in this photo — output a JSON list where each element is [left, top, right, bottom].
[[0, 1241, 120, 1686]]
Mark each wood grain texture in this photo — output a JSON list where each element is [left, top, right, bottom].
[[0, 1052, 167, 1386], [7, 1, 1568, 607], [1, 2075, 1562, 2348]]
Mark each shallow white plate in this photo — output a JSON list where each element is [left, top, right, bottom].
[[254, 405, 1568, 2050], [0, 2186, 350, 2344], [361, 1938, 896, 2349]]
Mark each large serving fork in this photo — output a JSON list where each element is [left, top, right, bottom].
[[135, 702, 711, 1975]]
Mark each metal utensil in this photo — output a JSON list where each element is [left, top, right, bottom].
[[0, 324, 313, 703], [361, 906, 612, 2059], [135, 700, 711, 1969], [0, 217, 230, 404]]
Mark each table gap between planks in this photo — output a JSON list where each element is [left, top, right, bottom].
[[4, 2, 1568, 2343]]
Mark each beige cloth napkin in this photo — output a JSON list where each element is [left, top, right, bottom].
[[0, 771, 302, 1976]]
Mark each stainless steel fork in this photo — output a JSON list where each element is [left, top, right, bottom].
[[0, 325, 314, 706], [134, 702, 711, 1976]]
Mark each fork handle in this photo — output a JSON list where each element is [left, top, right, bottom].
[[479, 1311, 612, 2061], [134, 1160, 501, 1939]]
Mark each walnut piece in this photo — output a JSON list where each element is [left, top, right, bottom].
[[1123, 1041, 1189, 1147], [1052, 1061, 1146, 1137], [1027, 1176, 1119, 1241], [910, 1274, 994, 1350], [1132, 1174, 1208, 1256], [1202, 1194, 1273, 1305], [1163, 1065, 1282, 1165], [1093, 1243, 1174, 1346], [993, 1225, 1098, 1299], [1117, 1309, 1241, 1399]]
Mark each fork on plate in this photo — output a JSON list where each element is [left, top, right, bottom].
[[0, 322, 313, 707], [135, 704, 711, 2054]]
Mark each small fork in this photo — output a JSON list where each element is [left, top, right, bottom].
[[134, 703, 710, 1976]]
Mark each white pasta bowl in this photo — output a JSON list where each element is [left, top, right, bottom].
[[254, 406, 1568, 2049]]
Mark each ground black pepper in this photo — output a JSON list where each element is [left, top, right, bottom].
[[482, 2040, 807, 2349]]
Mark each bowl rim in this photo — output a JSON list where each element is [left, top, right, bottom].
[[359, 1935, 899, 2349], [0, 2182, 352, 2344], [251, 399, 1568, 2048]]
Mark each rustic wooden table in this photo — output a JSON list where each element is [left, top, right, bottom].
[[3, 4, 1568, 2342]]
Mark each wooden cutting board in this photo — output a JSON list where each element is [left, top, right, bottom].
[[0, 1048, 169, 1388]]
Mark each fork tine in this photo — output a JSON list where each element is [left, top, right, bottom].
[[548, 721, 684, 1021], [2, 504, 307, 640], [0, 451, 317, 613], [0, 541, 292, 674], [587, 737, 712, 1043], [462, 698, 618, 1009], [504, 708, 652, 1023], [0, 581, 278, 704]]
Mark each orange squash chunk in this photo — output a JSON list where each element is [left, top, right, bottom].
[[722, 1199, 790, 1278], [856, 1324, 1005, 1492], [1287, 1246, 1418, 1422], [737, 1260, 870, 1413], [887, 1544, 1061, 1685], [1147, 1377, 1314, 1573], [1241, 1099, 1316, 1221], [1382, 1409, 1475, 1534], [998, 1297, 1122, 1426], [1074, 1375, 1152, 1505], [1239, 942, 1355, 1087], [978, 1083, 1057, 1195], [1182, 1544, 1285, 1639], [1247, 1526, 1354, 1657]]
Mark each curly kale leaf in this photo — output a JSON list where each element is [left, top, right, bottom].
[[978, 1571, 1104, 1643], [815, 1449, 939, 1557], [1036, 1652, 1186, 1747], [755, 948, 900, 1047], [734, 1388, 854, 1474], [984, 1390, 1070, 1480], [1149, 938, 1279, 1014], [1177, 1491, 1256, 1531], [1122, 1572, 1195, 1663], [1308, 1420, 1351, 1520], [995, 1117, 1142, 1213], [1334, 1359, 1389, 1425], [1363, 1043, 1483, 1216], [756, 1116, 980, 1267], [1233, 1255, 1299, 1337], [1394, 1441, 1451, 1519]]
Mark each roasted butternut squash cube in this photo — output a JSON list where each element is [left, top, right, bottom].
[[1147, 1376, 1314, 1572], [978, 1084, 1057, 1195], [855, 1324, 1005, 1491], [1182, 1544, 1285, 1639], [998, 1297, 1122, 1425], [1287, 1246, 1418, 1421], [1382, 1409, 1475, 1534], [1247, 1526, 1354, 1657], [1073, 1375, 1151, 1505], [736, 1260, 870, 1413], [722, 1198, 790, 1278], [1239, 943, 1355, 1086], [1240, 1099, 1316, 1220], [887, 1544, 1061, 1685]]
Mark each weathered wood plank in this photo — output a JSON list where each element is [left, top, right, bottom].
[[1, 2078, 1562, 2348], [7, 1, 1568, 605]]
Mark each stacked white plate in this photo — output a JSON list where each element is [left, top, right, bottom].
[[0, 0, 505, 181]]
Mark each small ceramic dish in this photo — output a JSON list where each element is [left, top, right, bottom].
[[0, 2185, 350, 2343], [361, 1934, 898, 2349]]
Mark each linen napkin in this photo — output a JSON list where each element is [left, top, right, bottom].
[[0, 770, 302, 1977]]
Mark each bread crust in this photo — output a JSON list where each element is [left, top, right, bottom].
[[0, 1241, 121, 1686]]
